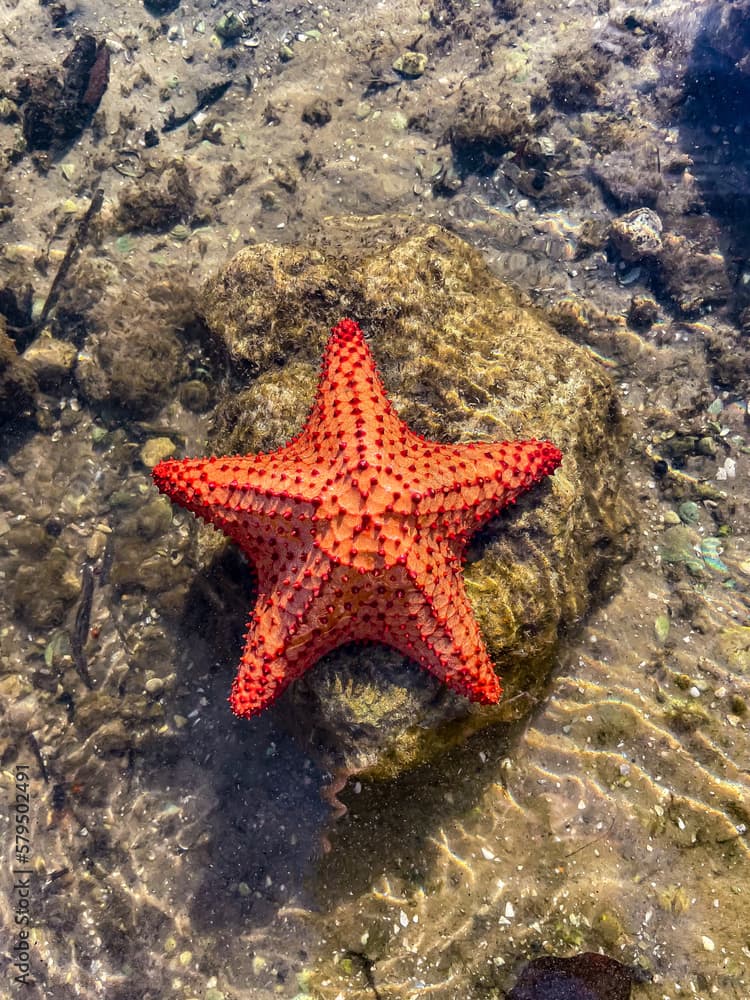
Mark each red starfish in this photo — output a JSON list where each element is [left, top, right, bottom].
[[153, 319, 562, 718]]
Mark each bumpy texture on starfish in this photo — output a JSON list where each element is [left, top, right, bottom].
[[153, 319, 562, 718]]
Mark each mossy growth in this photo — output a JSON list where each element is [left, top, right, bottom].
[[664, 697, 710, 734]]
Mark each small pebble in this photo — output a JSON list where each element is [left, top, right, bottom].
[[701, 935, 715, 952], [141, 437, 176, 468]]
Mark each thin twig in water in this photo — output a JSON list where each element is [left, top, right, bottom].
[[564, 817, 616, 858], [37, 186, 104, 329], [9, 187, 104, 338], [70, 563, 95, 689], [27, 733, 50, 783]]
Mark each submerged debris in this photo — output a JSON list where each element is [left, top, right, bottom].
[[19, 34, 109, 151], [116, 161, 196, 232], [507, 952, 650, 999], [70, 563, 95, 690]]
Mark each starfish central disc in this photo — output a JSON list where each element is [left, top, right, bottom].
[[153, 318, 562, 718]]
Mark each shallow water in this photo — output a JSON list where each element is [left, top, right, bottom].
[[1, 1, 749, 998]]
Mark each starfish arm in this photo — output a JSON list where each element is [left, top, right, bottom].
[[308, 318, 395, 423], [414, 438, 562, 544], [229, 599, 311, 717], [303, 319, 412, 476], [152, 454, 327, 554], [392, 549, 502, 703], [228, 541, 331, 717], [229, 555, 381, 717]]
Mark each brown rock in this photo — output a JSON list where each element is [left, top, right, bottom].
[[198, 217, 633, 780]]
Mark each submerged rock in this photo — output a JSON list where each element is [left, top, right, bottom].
[[392, 51, 428, 78], [23, 335, 77, 388], [197, 217, 632, 780], [610, 207, 663, 262], [656, 234, 730, 315], [507, 952, 649, 1000]]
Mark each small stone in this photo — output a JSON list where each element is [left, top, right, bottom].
[[23, 336, 77, 387], [145, 677, 165, 695], [678, 501, 700, 525], [215, 11, 246, 40], [660, 524, 703, 574], [594, 909, 624, 945], [136, 498, 175, 539], [609, 208, 663, 262], [93, 720, 132, 753], [141, 437, 176, 468], [730, 694, 747, 715], [179, 379, 211, 412], [715, 457, 736, 480], [654, 614, 670, 643], [701, 935, 715, 952], [301, 98, 331, 127], [696, 436, 718, 457], [393, 51, 428, 78], [627, 295, 659, 329]]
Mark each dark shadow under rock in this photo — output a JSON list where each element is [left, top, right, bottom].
[[680, 0, 750, 310]]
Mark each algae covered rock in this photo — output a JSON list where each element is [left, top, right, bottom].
[[0, 317, 37, 424], [198, 217, 631, 780]]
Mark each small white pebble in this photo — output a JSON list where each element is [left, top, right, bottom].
[[504, 901, 515, 919], [481, 847, 495, 860], [689, 686, 701, 698], [399, 910, 408, 927], [702, 935, 715, 952]]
